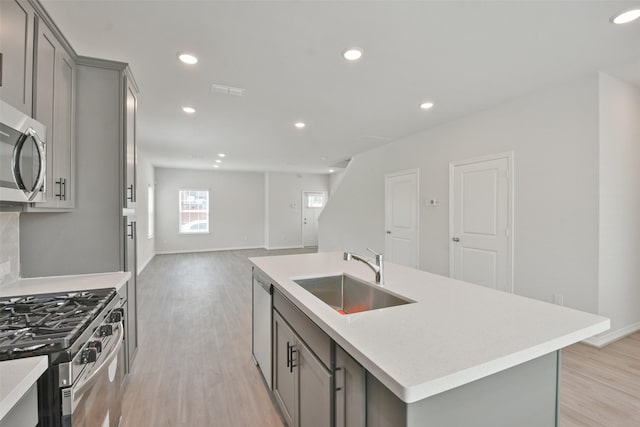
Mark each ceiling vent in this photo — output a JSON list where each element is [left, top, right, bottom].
[[211, 83, 246, 97]]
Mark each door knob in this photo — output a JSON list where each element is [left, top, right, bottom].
[[386, 230, 391, 234], [452, 237, 460, 242]]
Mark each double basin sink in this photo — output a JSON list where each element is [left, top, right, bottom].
[[293, 274, 413, 315]]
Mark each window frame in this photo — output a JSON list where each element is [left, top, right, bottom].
[[178, 188, 210, 234]]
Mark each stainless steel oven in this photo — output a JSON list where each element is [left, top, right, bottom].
[[61, 307, 125, 427], [0, 99, 46, 203]]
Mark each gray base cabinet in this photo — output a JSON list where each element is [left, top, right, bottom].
[[335, 346, 366, 427], [260, 273, 560, 427], [366, 351, 560, 427], [273, 303, 332, 427]]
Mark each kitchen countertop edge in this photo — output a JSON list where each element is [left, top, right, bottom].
[[0, 356, 48, 421]]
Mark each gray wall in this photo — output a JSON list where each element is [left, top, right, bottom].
[[136, 146, 155, 273], [155, 167, 265, 253], [319, 75, 600, 314], [265, 172, 329, 249], [20, 65, 122, 277], [598, 73, 640, 338], [0, 213, 20, 285]]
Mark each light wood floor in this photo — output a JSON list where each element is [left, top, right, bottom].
[[121, 249, 640, 426]]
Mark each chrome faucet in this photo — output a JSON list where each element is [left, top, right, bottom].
[[343, 248, 384, 284]]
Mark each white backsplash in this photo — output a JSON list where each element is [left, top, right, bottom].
[[0, 212, 20, 285]]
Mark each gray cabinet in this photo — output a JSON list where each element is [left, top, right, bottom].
[[273, 311, 297, 426], [273, 311, 331, 427], [122, 71, 139, 372], [0, 0, 34, 115], [31, 17, 76, 210], [335, 346, 366, 427]]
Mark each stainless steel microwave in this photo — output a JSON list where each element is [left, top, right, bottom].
[[0, 100, 46, 203]]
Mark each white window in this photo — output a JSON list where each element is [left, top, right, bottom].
[[306, 193, 325, 208], [179, 189, 209, 234], [148, 185, 154, 239]]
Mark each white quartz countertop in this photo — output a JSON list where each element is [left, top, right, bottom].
[[0, 356, 48, 421], [0, 271, 131, 298], [250, 252, 610, 403]]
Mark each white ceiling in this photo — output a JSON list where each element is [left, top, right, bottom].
[[40, 1, 640, 174]]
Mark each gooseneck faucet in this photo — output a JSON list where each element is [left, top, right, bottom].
[[343, 248, 384, 284]]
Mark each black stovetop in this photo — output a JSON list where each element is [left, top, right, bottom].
[[0, 288, 116, 361]]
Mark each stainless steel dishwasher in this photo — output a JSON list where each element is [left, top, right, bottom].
[[252, 268, 272, 388]]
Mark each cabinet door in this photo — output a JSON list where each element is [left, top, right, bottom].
[[0, 0, 34, 115], [53, 49, 76, 208], [297, 340, 332, 427], [124, 219, 138, 371], [32, 19, 76, 210], [335, 346, 366, 427], [32, 19, 56, 207], [124, 81, 137, 209], [273, 312, 296, 426]]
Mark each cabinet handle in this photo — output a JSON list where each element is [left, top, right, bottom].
[[127, 184, 134, 202], [289, 347, 297, 373], [286, 342, 291, 368], [55, 178, 68, 200], [55, 178, 63, 199]]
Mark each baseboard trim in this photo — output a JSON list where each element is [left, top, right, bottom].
[[156, 246, 263, 255], [138, 254, 155, 275], [583, 321, 640, 348], [265, 245, 304, 250]]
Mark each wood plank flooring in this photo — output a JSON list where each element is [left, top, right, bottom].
[[120, 249, 640, 426], [560, 332, 640, 426]]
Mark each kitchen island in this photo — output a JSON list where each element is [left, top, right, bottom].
[[250, 252, 609, 427]]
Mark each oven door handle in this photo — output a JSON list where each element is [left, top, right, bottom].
[[74, 322, 124, 397]]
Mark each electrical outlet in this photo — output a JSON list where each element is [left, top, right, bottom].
[[553, 293, 564, 306], [0, 260, 10, 278]]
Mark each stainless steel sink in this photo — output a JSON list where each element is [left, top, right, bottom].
[[293, 274, 413, 315]]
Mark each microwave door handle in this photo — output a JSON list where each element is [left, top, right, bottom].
[[73, 322, 124, 397], [27, 128, 46, 202], [11, 128, 46, 202], [11, 132, 28, 193]]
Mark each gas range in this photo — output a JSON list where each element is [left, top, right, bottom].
[[0, 288, 125, 427], [0, 288, 117, 361]]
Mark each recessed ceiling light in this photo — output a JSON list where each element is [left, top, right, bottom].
[[611, 9, 640, 24], [215, 159, 222, 163], [343, 47, 363, 61], [178, 53, 198, 64], [294, 122, 306, 129], [213, 164, 220, 168], [182, 106, 196, 114], [420, 102, 435, 110], [329, 169, 335, 173], [218, 153, 226, 158]]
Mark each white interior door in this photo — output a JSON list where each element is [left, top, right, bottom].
[[450, 154, 512, 292], [302, 191, 327, 247], [385, 170, 419, 268]]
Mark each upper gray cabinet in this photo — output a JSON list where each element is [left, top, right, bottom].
[[124, 74, 137, 210], [30, 17, 76, 210], [0, 0, 35, 115]]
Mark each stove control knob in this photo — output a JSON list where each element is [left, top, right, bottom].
[[87, 340, 102, 353], [99, 324, 113, 337], [108, 308, 124, 323], [80, 348, 97, 364]]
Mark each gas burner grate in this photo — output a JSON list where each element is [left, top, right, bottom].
[[0, 288, 116, 360]]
